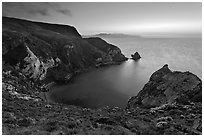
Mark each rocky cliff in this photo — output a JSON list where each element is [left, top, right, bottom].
[[127, 64, 202, 108], [3, 17, 127, 84], [126, 65, 202, 134]]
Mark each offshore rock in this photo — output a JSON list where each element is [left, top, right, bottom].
[[127, 64, 202, 109], [131, 52, 141, 60]]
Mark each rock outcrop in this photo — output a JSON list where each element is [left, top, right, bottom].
[[127, 64, 202, 109], [125, 64, 202, 135], [3, 17, 127, 84], [131, 52, 141, 60]]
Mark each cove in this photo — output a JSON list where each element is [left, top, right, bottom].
[[46, 59, 148, 108], [46, 37, 202, 108]]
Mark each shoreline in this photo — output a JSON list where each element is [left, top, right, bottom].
[[44, 59, 130, 106], [2, 64, 202, 135]]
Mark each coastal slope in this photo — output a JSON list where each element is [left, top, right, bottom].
[[3, 17, 127, 84]]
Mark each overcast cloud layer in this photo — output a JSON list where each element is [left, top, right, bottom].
[[2, 2, 202, 36]]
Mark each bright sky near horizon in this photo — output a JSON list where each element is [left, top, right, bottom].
[[2, 2, 202, 36]]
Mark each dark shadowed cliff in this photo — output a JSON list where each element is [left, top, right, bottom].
[[3, 17, 127, 84]]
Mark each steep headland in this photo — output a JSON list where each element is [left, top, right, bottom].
[[3, 17, 127, 84], [2, 17, 202, 135]]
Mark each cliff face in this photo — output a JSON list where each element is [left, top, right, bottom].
[[85, 37, 127, 64], [3, 17, 127, 83]]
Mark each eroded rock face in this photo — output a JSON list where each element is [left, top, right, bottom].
[[2, 32, 59, 83], [131, 52, 141, 60], [127, 64, 202, 109], [3, 17, 127, 83], [22, 46, 58, 80]]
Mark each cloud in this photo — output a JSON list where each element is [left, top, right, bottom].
[[57, 9, 72, 16], [3, 3, 50, 17], [2, 2, 72, 18], [27, 9, 50, 16]]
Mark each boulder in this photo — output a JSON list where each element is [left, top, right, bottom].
[[131, 52, 141, 60], [127, 64, 202, 109]]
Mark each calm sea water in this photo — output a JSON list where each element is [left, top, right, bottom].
[[47, 37, 202, 108]]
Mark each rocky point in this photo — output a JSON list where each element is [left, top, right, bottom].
[[3, 17, 127, 84]]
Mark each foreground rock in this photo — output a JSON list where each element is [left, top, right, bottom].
[[131, 52, 141, 60], [127, 64, 202, 108], [126, 64, 202, 134]]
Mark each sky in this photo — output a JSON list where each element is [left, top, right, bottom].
[[2, 2, 202, 36]]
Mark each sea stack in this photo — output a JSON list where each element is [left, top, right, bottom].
[[131, 52, 141, 60]]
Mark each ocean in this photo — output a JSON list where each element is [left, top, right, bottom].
[[47, 36, 202, 108]]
